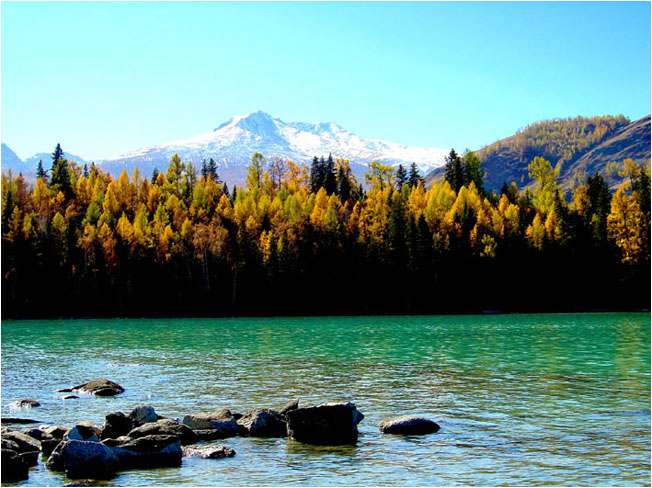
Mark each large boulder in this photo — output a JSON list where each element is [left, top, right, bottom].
[[45, 441, 66, 471], [107, 434, 182, 468], [128, 419, 197, 445], [182, 410, 239, 438], [379, 416, 440, 435], [237, 408, 287, 437], [286, 402, 364, 445], [72, 379, 124, 397], [2, 448, 29, 482], [1, 430, 41, 453], [182, 445, 236, 459], [101, 412, 133, 440], [128, 405, 159, 427], [60, 440, 118, 479]]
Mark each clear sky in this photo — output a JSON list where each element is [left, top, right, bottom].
[[1, 1, 650, 161]]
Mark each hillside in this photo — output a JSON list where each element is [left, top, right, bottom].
[[425, 115, 651, 191]]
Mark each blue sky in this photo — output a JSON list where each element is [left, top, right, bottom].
[[2, 1, 650, 161]]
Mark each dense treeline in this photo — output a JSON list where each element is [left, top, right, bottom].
[[1, 145, 650, 318]]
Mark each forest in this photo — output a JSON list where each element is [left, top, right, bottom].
[[1, 145, 650, 318]]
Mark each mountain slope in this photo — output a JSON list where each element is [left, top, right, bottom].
[[99, 111, 448, 184], [425, 114, 650, 191], [1, 144, 89, 179]]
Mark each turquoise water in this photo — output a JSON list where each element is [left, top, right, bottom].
[[1, 313, 650, 486]]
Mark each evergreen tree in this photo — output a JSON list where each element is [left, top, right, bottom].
[[324, 154, 336, 194], [83, 164, 89, 178], [408, 162, 424, 188], [36, 160, 48, 182], [443, 149, 464, 193], [207, 158, 219, 182], [223, 183, 230, 199], [396, 164, 408, 189], [310, 156, 325, 193], [51, 143, 64, 173], [152, 168, 160, 183]]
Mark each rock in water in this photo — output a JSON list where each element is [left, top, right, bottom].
[[1, 448, 29, 482], [1, 430, 42, 454], [60, 440, 118, 479], [128, 405, 158, 427], [65, 423, 101, 442], [107, 434, 182, 468], [182, 445, 236, 459], [182, 410, 239, 438], [8, 399, 41, 409], [279, 399, 300, 416], [286, 401, 364, 445], [379, 416, 440, 435], [72, 379, 124, 396], [237, 408, 287, 437], [128, 419, 197, 445], [101, 411, 133, 440], [1, 417, 40, 424]]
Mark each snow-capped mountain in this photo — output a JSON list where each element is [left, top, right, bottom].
[[100, 111, 448, 184], [1, 143, 88, 178]]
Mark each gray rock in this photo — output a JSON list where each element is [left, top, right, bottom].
[[279, 399, 300, 416], [1, 430, 42, 453], [72, 379, 124, 396], [24, 427, 52, 441], [2, 448, 29, 482], [61, 440, 118, 479], [65, 423, 101, 442], [379, 416, 440, 435], [8, 399, 41, 409], [45, 441, 66, 471], [182, 410, 239, 438], [128, 404, 158, 427], [182, 445, 236, 459], [107, 434, 182, 468], [286, 401, 364, 445], [100, 436, 132, 448], [237, 408, 287, 437], [101, 411, 132, 440], [42, 425, 69, 439], [128, 418, 197, 445]]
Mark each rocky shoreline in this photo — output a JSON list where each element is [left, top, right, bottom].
[[1, 379, 440, 483]]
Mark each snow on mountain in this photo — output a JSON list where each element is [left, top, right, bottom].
[[1, 143, 88, 179], [100, 111, 448, 184]]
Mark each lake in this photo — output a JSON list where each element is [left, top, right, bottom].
[[1, 313, 650, 486]]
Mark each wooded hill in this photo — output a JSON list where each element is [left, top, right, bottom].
[[426, 115, 651, 192]]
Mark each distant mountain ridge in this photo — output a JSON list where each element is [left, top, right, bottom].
[[1, 143, 88, 178], [425, 114, 651, 191], [99, 111, 449, 184]]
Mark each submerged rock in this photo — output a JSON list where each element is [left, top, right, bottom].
[[72, 379, 124, 396], [379, 416, 440, 435], [63, 395, 80, 400], [2, 448, 29, 482], [8, 399, 41, 409], [1, 417, 40, 424], [61, 440, 119, 479], [182, 445, 236, 459], [286, 401, 364, 445], [237, 408, 287, 437]]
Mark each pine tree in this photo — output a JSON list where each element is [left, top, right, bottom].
[[408, 163, 424, 188], [36, 160, 48, 182], [396, 164, 408, 189], [151, 168, 160, 183], [51, 143, 64, 173], [324, 154, 336, 194], [310, 156, 325, 193], [462, 151, 485, 194], [443, 149, 464, 193], [49, 144, 73, 200]]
